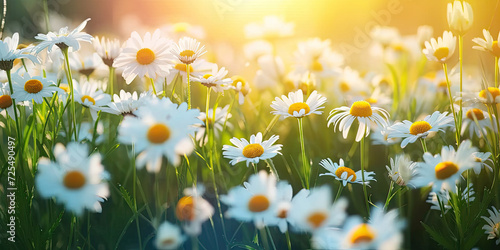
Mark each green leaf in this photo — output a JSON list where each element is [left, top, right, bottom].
[[118, 185, 134, 211], [421, 221, 455, 250]]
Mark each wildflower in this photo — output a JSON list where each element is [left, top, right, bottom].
[[73, 79, 114, 120], [171, 37, 206, 65], [271, 89, 326, 119], [319, 158, 376, 186], [176, 185, 214, 236], [471, 152, 493, 175], [10, 73, 58, 104], [0, 83, 18, 120], [472, 29, 500, 57], [422, 31, 456, 63], [93, 36, 123, 67], [427, 184, 475, 214], [104, 90, 154, 116], [69, 52, 103, 77], [460, 106, 491, 138], [195, 105, 232, 145], [386, 154, 417, 187], [222, 132, 282, 167], [482, 206, 500, 245], [34, 18, 93, 53], [447, 0, 473, 36], [192, 66, 233, 92], [0, 33, 38, 71], [155, 221, 186, 249], [230, 75, 251, 105]]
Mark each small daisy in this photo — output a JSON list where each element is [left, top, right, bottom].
[[271, 89, 326, 119], [0, 83, 18, 120], [176, 185, 214, 236], [230, 75, 251, 105], [386, 154, 417, 187], [319, 158, 376, 187], [11, 72, 59, 104], [417, 25, 434, 48], [118, 98, 201, 171], [195, 105, 232, 145], [270, 181, 294, 233], [427, 184, 475, 214], [104, 90, 154, 116], [171, 37, 206, 65], [410, 140, 477, 192], [34, 18, 93, 53], [69, 52, 103, 77], [35, 142, 110, 215], [155, 221, 186, 250], [387, 111, 454, 148], [371, 125, 400, 146], [447, 0, 473, 36], [288, 186, 348, 232], [331, 67, 368, 102], [73, 79, 114, 120], [476, 87, 500, 104], [165, 58, 214, 86], [222, 132, 282, 167], [192, 66, 233, 92], [422, 31, 456, 63], [0, 33, 38, 71], [220, 171, 278, 228], [92, 36, 123, 67], [472, 30, 500, 57], [460, 106, 491, 138], [482, 206, 500, 245], [327, 100, 389, 142], [471, 151, 493, 175]]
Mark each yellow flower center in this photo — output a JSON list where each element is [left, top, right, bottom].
[[136, 48, 156, 65], [288, 102, 311, 116], [24, 79, 43, 94], [335, 166, 357, 181], [435, 161, 459, 180], [63, 170, 86, 189], [310, 59, 323, 71], [277, 209, 288, 219], [492, 41, 500, 57], [479, 87, 500, 102], [81, 95, 96, 105], [349, 101, 372, 117], [466, 109, 485, 120], [161, 238, 175, 246], [174, 63, 194, 72], [203, 74, 212, 79], [307, 211, 328, 229], [180, 50, 195, 57], [438, 81, 448, 89], [0, 95, 13, 109], [433, 47, 449, 61], [340, 82, 351, 92], [409, 121, 432, 135], [173, 22, 189, 33], [59, 85, 70, 93], [248, 195, 270, 212], [176, 196, 195, 221], [392, 43, 405, 52], [232, 75, 246, 87], [474, 157, 483, 163], [350, 223, 376, 244], [242, 143, 264, 158], [147, 123, 171, 144]]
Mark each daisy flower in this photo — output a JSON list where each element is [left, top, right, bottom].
[[0, 83, 18, 120], [287, 186, 348, 232], [118, 98, 201, 172], [176, 185, 214, 236], [385, 154, 417, 187], [92, 36, 123, 67], [476, 87, 500, 104], [165, 59, 214, 86], [371, 125, 400, 146], [220, 171, 278, 228], [171, 37, 206, 65], [113, 29, 173, 84], [327, 100, 389, 142], [471, 151, 493, 175], [271, 89, 326, 119], [155, 221, 186, 250], [69, 52, 103, 77], [270, 181, 293, 233], [10, 73, 58, 104], [472, 30, 500, 57], [222, 132, 282, 167], [73, 79, 114, 120], [77, 121, 105, 144], [244, 15, 294, 39], [104, 90, 154, 116], [387, 111, 454, 148], [195, 105, 232, 145], [34, 18, 93, 53], [447, 0, 473, 36], [482, 206, 500, 245], [0, 33, 38, 71], [460, 107, 491, 138], [422, 31, 456, 63], [427, 184, 475, 214], [192, 66, 233, 92], [230, 75, 251, 105], [319, 158, 376, 187], [410, 140, 477, 192], [35, 142, 110, 215], [331, 67, 368, 102]]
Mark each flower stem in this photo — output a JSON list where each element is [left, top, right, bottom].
[[205, 87, 211, 145], [62, 48, 78, 141], [186, 63, 191, 109], [150, 77, 157, 96], [297, 118, 309, 189], [360, 136, 370, 216], [495, 56, 499, 88], [458, 35, 464, 145], [420, 138, 428, 152], [6, 70, 22, 150], [108, 66, 115, 95], [131, 144, 142, 249], [334, 184, 344, 202], [442, 63, 460, 146], [384, 181, 394, 210]]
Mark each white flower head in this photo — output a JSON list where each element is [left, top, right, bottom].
[[34, 18, 93, 53], [447, 0, 473, 35], [171, 37, 206, 65], [271, 89, 326, 119], [319, 158, 376, 186], [93, 36, 123, 67], [0, 33, 38, 70], [422, 31, 456, 63], [10, 72, 58, 104], [176, 184, 214, 236], [472, 29, 500, 57], [222, 132, 282, 167], [386, 154, 417, 187], [482, 206, 500, 245], [155, 221, 186, 249]]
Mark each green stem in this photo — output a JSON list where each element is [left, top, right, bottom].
[[6, 70, 23, 167], [458, 35, 463, 145], [67, 214, 76, 250], [297, 118, 309, 189], [108, 66, 115, 95], [62, 48, 78, 141], [42, 0, 50, 32], [384, 181, 394, 210], [442, 63, 460, 146], [132, 144, 142, 249], [334, 184, 344, 202], [360, 136, 370, 216], [420, 138, 428, 152], [150, 77, 157, 96], [205, 87, 211, 145], [186, 63, 191, 109], [285, 231, 292, 250]]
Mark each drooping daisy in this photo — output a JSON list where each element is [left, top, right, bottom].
[[319, 158, 376, 187], [171, 37, 206, 65], [460, 106, 491, 138], [327, 100, 389, 142], [287, 186, 348, 233], [427, 184, 475, 214], [271, 89, 326, 119], [73, 79, 114, 120], [0, 83, 18, 120], [104, 90, 154, 116], [471, 151, 493, 175], [476, 87, 500, 104], [244, 15, 294, 40], [118, 98, 201, 172], [155, 221, 186, 250], [176, 185, 214, 236], [92, 36, 123, 67], [113, 30, 174, 84], [482, 206, 500, 245], [447, 0, 473, 36], [387, 111, 454, 148], [222, 132, 282, 167], [192, 66, 233, 92], [34, 18, 93, 53], [410, 140, 477, 192], [220, 171, 278, 228], [422, 31, 456, 63], [0, 33, 38, 71], [472, 30, 500, 57], [230, 75, 251, 105], [195, 105, 232, 145], [35, 142, 110, 215], [385, 154, 417, 187], [269, 181, 294, 233], [11, 72, 59, 104]]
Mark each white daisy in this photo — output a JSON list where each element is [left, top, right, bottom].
[[222, 132, 282, 167], [328, 100, 389, 142], [35, 142, 109, 215], [422, 31, 456, 63], [220, 171, 278, 228], [0, 83, 18, 120], [73, 79, 114, 120], [482, 206, 500, 245], [92, 36, 123, 67], [113, 29, 174, 84], [410, 140, 477, 192], [11, 72, 59, 104], [319, 158, 376, 187], [427, 184, 475, 214], [472, 29, 500, 57], [165, 58, 215, 86], [230, 75, 251, 105], [269, 181, 293, 233], [171, 37, 206, 65], [155, 221, 186, 250], [195, 105, 232, 145], [288, 186, 348, 233], [77, 121, 105, 144], [34, 18, 93, 53], [385, 154, 417, 187], [477, 87, 500, 104], [118, 98, 201, 171], [175, 185, 214, 236], [192, 66, 233, 92], [460, 106, 491, 138], [69, 52, 103, 77], [387, 111, 454, 148], [331, 67, 369, 103], [471, 151, 493, 175], [104, 90, 154, 116], [447, 0, 473, 36], [271, 89, 326, 119], [244, 15, 294, 39], [0, 33, 38, 71], [371, 125, 400, 146]]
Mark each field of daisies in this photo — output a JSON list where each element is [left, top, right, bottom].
[[1, 0, 500, 249]]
